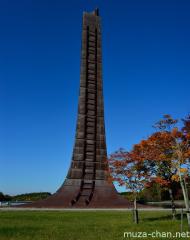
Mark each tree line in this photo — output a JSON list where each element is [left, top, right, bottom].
[[0, 192, 51, 202]]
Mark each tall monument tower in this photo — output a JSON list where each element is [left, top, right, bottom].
[[66, 8, 108, 205], [25, 9, 131, 208]]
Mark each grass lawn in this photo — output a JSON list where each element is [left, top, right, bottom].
[[0, 210, 189, 240]]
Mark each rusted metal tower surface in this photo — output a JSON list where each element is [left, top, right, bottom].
[[24, 9, 132, 208]]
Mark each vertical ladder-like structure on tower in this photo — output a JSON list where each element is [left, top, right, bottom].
[[71, 21, 101, 205], [68, 8, 108, 206]]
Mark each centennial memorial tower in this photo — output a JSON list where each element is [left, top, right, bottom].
[[26, 9, 130, 208]]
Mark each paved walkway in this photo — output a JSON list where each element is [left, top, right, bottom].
[[0, 207, 181, 211]]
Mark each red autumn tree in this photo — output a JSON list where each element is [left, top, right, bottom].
[[131, 131, 177, 219], [131, 115, 190, 228], [108, 148, 151, 223]]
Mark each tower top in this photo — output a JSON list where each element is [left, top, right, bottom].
[[93, 8, 99, 16], [84, 8, 99, 16]]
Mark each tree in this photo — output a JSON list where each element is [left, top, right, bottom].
[[132, 115, 190, 228], [148, 174, 177, 219], [108, 149, 150, 224], [0, 192, 12, 201]]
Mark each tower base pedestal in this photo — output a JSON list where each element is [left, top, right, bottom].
[[21, 179, 133, 208]]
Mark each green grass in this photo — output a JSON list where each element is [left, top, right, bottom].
[[0, 210, 189, 240]]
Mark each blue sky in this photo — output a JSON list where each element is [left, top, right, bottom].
[[0, 0, 189, 195]]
